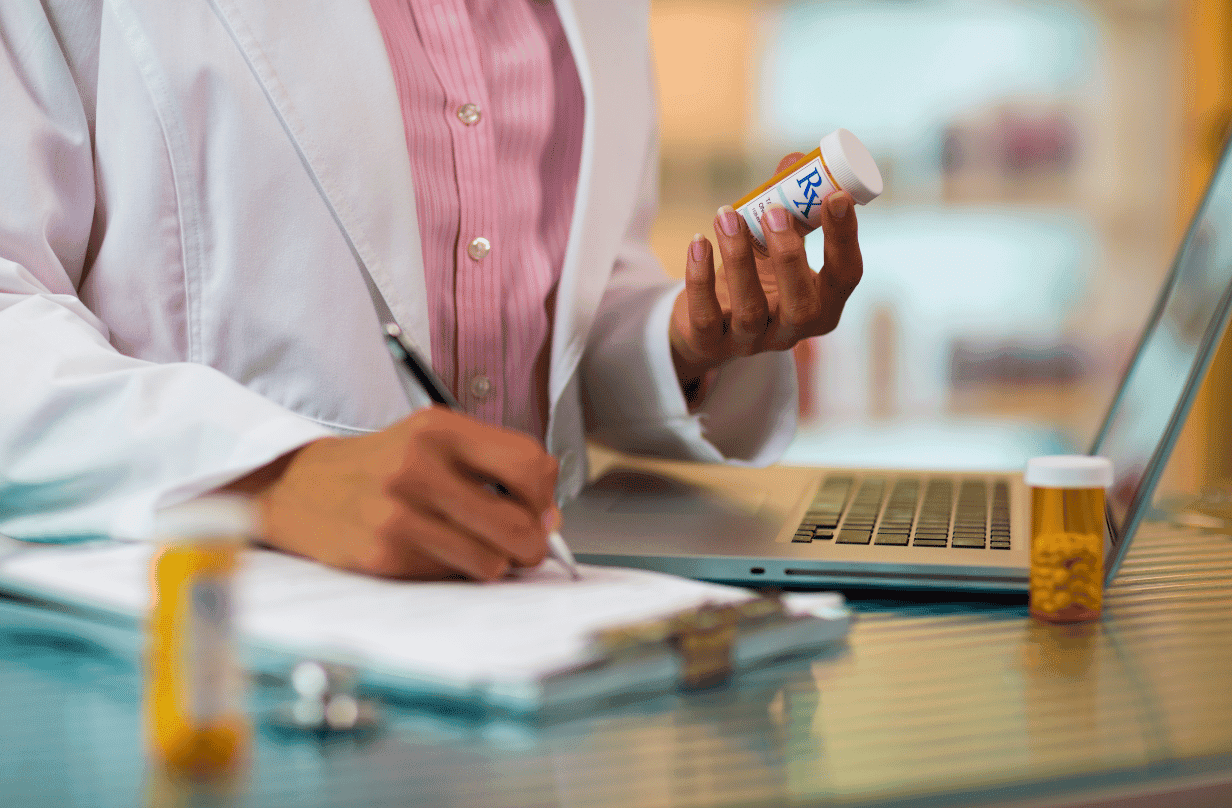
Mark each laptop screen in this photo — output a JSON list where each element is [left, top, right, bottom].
[[1092, 136, 1232, 573]]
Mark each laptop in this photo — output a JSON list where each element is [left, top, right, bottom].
[[564, 135, 1232, 593]]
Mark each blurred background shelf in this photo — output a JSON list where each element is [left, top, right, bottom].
[[647, 0, 1230, 484]]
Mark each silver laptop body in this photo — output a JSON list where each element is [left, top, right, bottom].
[[565, 135, 1232, 593]]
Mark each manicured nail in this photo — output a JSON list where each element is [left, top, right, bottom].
[[716, 205, 741, 237], [765, 203, 790, 233], [689, 233, 706, 262], [828, 192, 851, 219]]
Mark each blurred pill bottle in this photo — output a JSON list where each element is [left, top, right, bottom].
[[146, 494, 256, 776], [732, 128, 883, 255], [1025, 456, 1113, 623]]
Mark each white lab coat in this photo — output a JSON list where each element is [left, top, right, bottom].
[[0, 0, 796, 541]]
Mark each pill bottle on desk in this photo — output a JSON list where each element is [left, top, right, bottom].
[[1025, 456, 1113, 623], [732, 128, 883, 255], [146, 495, 256, 776]]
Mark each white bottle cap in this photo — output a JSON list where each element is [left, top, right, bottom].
[[1024, 456, 1113, 489], [153, 494, 261, 539], [818, 128, 884, 205]]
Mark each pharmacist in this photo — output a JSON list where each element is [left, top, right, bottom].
[[0, 1, 863, 579]]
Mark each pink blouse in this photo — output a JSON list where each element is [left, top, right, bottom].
[[368, 0, 584, 440]]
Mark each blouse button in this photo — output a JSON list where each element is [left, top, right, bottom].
[[469, 374, 493, 399], [456, 103, 482, 126], [467, 237, 491, 261]]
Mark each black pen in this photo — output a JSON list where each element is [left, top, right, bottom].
[[382, 323, 581, 581]]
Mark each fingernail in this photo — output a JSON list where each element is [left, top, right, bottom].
[[689, 233, 706, 262], [765, 203, 790, 233], [541, 507, 561, 533], [716, 205, 741, 237], [828, 192, 851, 219]]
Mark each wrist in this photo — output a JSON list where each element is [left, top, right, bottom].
[[217, 443, 315, 498]]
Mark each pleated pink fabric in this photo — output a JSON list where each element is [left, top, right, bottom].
[[368, 0, 584, 440]]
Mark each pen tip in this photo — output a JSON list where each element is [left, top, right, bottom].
[[547, 530, 581, 581]]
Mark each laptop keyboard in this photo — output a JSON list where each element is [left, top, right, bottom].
[[791, 476, 1012, 550]]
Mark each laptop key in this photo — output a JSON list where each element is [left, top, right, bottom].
[[837, 530, 872, 545]]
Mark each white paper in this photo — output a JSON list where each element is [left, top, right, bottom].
[[0, 542, 843, 688]]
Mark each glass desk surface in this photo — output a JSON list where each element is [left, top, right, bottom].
[[3, 518, 1232, 808]]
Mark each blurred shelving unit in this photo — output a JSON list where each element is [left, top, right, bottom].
[[648, 0, 1196, 472]]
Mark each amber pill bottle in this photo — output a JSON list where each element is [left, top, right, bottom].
[[732, 128, 883, 255], [146, 495, 256, 776], [1025, 456, 1113, 623]]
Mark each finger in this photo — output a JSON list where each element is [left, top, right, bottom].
[[386, 456, 549, 567], [384, 554, 458, 581], [760, 203, 822, 345], [408, 409, 559, 515], [459, 443, 558, 517], [373, 508, 514, 582], [817, 191, 863, 306], [684, 233, 724, 352], [359, 534, 456, 581], [714, 205, 768, 349]]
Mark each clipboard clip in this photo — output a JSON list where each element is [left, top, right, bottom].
[[591, 594, 787, 690]]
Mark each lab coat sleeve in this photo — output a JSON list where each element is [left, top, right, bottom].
[[0, 4, 334, 542], [578, 95, 798, 466]]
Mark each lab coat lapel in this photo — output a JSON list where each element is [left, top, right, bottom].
[[205, 0, 433, 357], [550, 1, 656, 405]]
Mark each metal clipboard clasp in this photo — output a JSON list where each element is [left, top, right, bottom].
[[591, 594, 788, 690]]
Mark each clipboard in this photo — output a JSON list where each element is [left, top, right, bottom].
[[0, 539, 851, 714]]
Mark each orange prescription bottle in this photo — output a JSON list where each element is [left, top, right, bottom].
[[1025, 456, 1113, 623], [732, 128, 883, 255], [146, 495, 256, 775]]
